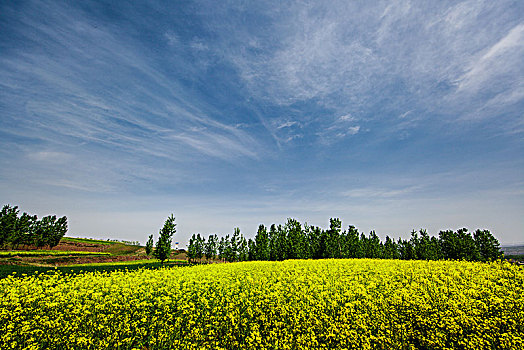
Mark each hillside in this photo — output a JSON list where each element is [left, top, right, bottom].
[[501, 244, 524, 261], [0, 236, 188, 278]]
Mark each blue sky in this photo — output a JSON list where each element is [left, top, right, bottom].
[[1, 0, 523, 245]]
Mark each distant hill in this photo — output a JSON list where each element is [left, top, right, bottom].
[[501, 245, 524, 261], [501, 245, 524, 255]]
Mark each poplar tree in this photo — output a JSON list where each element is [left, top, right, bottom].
[[0, 205, 18, 248], [230, 228, 241, 262], [218, 236, 226, 262], [254, 224, 269, 261], [194, 233, 204, 262], [205, 234, 218, 262], [326, 218, 342, 259], [285, 218, 306, 259], [145, 234, 154, 256], [238, 235, 248, 261], [383, 236, 399, 259], [187, 234, 196, 263], [154, 214, 176, 263], [268, 224, 279, 261]]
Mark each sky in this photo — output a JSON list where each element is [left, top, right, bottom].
[[1, 0, 523, 246]]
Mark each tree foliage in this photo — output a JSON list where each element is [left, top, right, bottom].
[[0, 204, 67, 249], [204, 234, 218, 262], [153, 214, 176, 263], [145, 234, 154, 256], [186, 217, 503, 264], [474, 229, 503, 261]]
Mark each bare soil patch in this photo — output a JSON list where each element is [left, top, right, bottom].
[[51, 241, 108, 252]]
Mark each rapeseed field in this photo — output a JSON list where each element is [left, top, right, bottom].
[[0, 259, 522, 350]]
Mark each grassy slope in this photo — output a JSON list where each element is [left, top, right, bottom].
[[0, 236, 188, 278], [0, 251, 110, 257], [61, 237, 115, 245], [65, 258, 185, 267], [103, 243, 142, 255]]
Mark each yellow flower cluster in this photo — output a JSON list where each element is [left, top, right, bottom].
[[0, 259, 522, 349]]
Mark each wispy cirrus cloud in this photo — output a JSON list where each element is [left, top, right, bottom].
[[456, 23, 524, 94], [200, 0, 523, 138], [0, 1, 522, 244], [0, 1, 263, 193]]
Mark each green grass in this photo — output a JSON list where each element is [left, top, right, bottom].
[[0, 260, 190, 279], [61, 237, 115, 245], [0, 251, 111, 257], [103, 243, 142, 255], [65, 258, 186, 267]]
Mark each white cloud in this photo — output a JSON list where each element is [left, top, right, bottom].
[[338, 114, 357, 122], [190, 39, 208, 51], [342, 185, 421, 199], [214, 0, 522, 132], [0, 2, 262, 165], [347, 126, 360, 135], [277, 121, 297, 129], [457, 23, 524, 93], [165, 32, 179, 46], [27, 151, 72, 163], [1, 1, 522, 244], [398, 111, 412, 119]]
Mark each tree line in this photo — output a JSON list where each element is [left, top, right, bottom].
[[0, 204, 68, 249], [186, 218, 502, 263], [107, 239, 141, 246]]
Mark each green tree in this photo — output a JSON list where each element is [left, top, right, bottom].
[[217, 236, 226, 262], [153, 214, 176, 263], [223, 234, 234, 262], [367, 231, 383, 258], [33, 215, 53, 249], [12, 212, 37, 249], [342, 225, 363, 258], [187, 234, 197, 263], [426, 236, 442, 260], [247, 238, 256, 261], [408, 230, 420, 260], [398, 238, 416, 260], [383, 235, 399, 259], [47, 216, 67, 248], [273, 225, 287, 261], [285, 218, 306, 259], [315, 227, 330, 259], [439, 230, 459, 259], [474, 229, 502, 261], [439, 228, 479, 261], [254, 224, 269, 261], [268, 224, 279, 261], [325, 218, 342, 258], [457, 228, 479, 261], [0, 204, 66, 249], [205, 234, 218, 262], [0, 205, 19, 248], [230, 228, 241, 262], [145, 234, 154, 256], [238, 234, 248, 261], [414, 229, 430, 259], [194, 234, 205, 262]]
